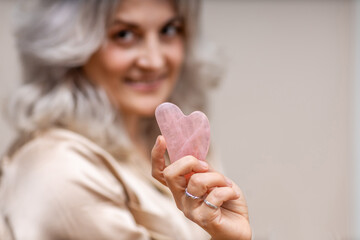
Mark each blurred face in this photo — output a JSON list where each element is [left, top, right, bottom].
[[83, 0, 185, 117]]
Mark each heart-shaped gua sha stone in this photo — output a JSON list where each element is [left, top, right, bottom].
[[155, 102, 210, 163]]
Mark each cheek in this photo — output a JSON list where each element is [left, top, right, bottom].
[[99, 48, 135, 76], [104, 51, 132, 75], [167, 42, 185, 72], [84, 47, 136, 102]]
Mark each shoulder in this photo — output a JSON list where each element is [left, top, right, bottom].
[[0, 129, 151, 239], [3, 128, 127, 204], [11, 128, 116, 174]]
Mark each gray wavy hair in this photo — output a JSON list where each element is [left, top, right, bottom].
[[6, 0, 222, 159]]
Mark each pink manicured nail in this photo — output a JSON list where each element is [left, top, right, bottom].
[[155, 136, 160, 147], [235, 188, 241, 198], [199, 160, 208, 169], [225, 177, 233, 186]]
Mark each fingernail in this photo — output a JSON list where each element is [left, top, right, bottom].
[[199, 160, 208, 169], [155, 136, 160, 146], [225, 177, 233, 186], [235, 188, 241, 198]]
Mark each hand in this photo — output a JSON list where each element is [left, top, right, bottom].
[[151, 136, 252, 240]]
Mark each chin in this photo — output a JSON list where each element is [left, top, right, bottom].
[[118, 85, 174, 118], [124, 99, 165, 118], [137, 106, 158, 117]]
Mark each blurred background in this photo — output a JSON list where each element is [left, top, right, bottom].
[[0, 0, 357, 239]]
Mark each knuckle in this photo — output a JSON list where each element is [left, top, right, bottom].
[[183, 155, 198, 164], [212, 189, 223, 199], [183, 207, 196, 221], [198, 217, 208, 228], [151, 169, 157, 178], [151, 151, 160, 161], [163, 167, 174, 179], [189, 174, 203, 187], [196, 212, 209, 228], [183, 208, 191, 219], [175, 201, 183, 211]]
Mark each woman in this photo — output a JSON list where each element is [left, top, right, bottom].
[[0, 0, 251, 239]]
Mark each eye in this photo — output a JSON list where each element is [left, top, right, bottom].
[[113, 29, 136, 43], [161, 23, 182, 38]]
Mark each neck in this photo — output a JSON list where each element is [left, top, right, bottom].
[[123, 113, 140, 143], [122, 113, 148, 158]]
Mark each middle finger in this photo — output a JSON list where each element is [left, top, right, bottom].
[[186, 172, 232, 200]]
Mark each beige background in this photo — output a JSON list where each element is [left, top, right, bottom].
[[0, 0, 355, 239]]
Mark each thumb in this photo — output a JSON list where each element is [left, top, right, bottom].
[[151, 136, 167, 185]]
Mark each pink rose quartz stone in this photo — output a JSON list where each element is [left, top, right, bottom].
[[155, 102, 210, 163]]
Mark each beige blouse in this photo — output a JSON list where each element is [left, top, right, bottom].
[[0, 128, 210, 240]]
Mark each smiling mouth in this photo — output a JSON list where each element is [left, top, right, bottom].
[[124, 75, 166, 92]]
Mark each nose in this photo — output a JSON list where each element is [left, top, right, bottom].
[[137, 34, 165, 71]]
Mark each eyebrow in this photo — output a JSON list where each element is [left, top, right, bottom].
[[111, 16, 183, 28]]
